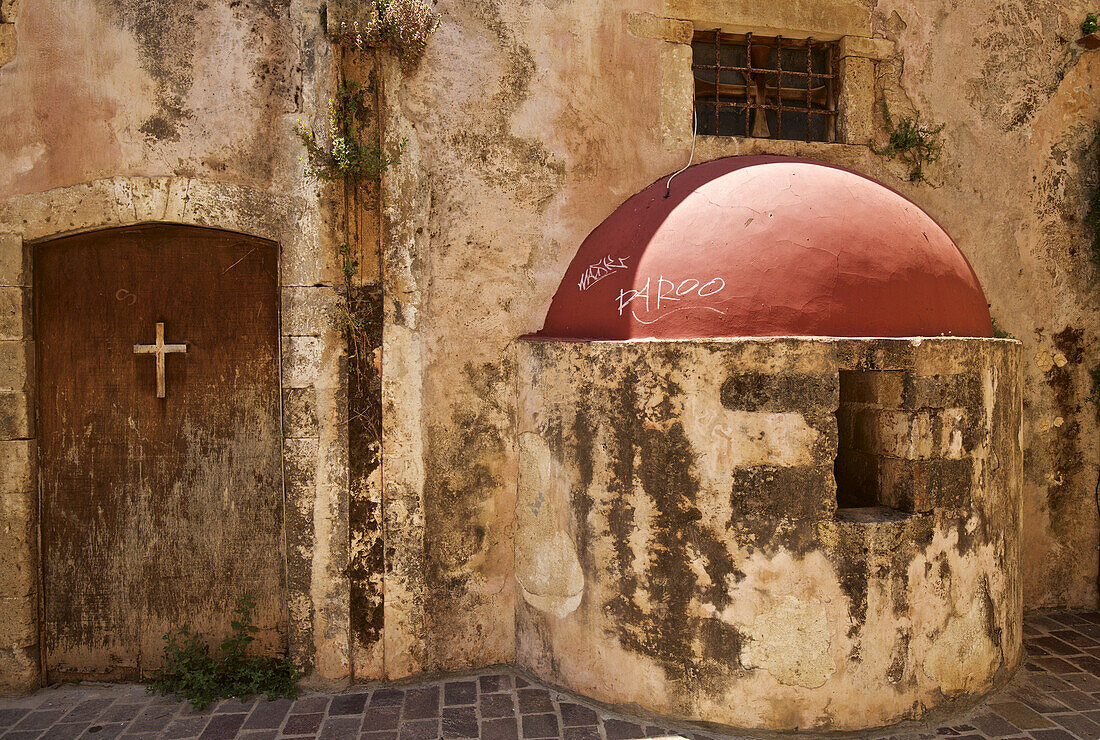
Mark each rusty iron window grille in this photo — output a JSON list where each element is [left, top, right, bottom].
[[692, 31, 839, 143]]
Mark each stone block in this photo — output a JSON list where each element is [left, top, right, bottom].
[[839, 35, 894, 60], [902, 373, 981, 410], [0, 23, 13, 67], [808, 412, 839, 461], [180, 180, 282, 243], [282, 336, 324, 389], [0, 492, 34, 597], [283, 438, 317, 596], [661, 43, 695, 151], [879, 457, 973, 512], [0, 340, 29, 392], [835, 340, 916, 372], [845, 406, 878, 452], [846, 404, 971, 458], [284, 387, 319, 439], [0, 392, 31, 440], [0, 595, 35, 648], [911, 340, 982, 375], [666, 0, 871, 37], [720, 372, 837, 413], [839, 370, 903, 407], [107, 178, 137, 224], [0, 644, 39, 693], [129, 177, 173, 222], [0, 234, 27, 288], [162, 178, 192, 222], [730, 465, 836, 520], [870, 409, 934, 459], [837, 55, 875, 146], [627, 13, 693, 44], [0, 288, 29, 340], [282, 286, 340, 337], [284, 437, 318, 495], [17, 181, 122, 241], [0, 440, 33, 494]]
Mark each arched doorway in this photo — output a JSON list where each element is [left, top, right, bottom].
[[36, 223, 286, 680]]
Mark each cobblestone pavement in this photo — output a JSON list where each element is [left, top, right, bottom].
[[4, 612, 1100, 739]]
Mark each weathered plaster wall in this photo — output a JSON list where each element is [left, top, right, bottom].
[[377, 1, 1100, 680], [0, 0, 1096, 696], [514, 337, 1022, 731], [0, 0, 302, 197], [0, 0, 356, 689], [867, 0, 1100, 609]]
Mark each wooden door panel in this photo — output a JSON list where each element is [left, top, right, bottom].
[[37, 224, 285, 680]]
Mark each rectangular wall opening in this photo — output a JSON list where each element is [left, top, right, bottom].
[[834, 369, 906, 516], [691, 31, 840, 142]]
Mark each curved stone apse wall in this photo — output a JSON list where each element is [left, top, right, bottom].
[[514, 337, 1021, 732]]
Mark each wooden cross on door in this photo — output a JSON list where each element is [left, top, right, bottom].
[[133, 322, 188, 398]]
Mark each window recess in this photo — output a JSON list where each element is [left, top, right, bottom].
[[692, 30, 839, 143]]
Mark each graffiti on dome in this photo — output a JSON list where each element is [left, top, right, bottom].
[[578, 255, 630, 291], [615, 275, 727, 325]]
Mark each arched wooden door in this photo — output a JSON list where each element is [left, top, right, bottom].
[[36, 224, 286, 680]]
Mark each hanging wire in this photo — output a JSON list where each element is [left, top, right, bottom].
[[665, 106, 698, 198]]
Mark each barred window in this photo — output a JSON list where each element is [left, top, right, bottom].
[[692, 31, 839, 143]]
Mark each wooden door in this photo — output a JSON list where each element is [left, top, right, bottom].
[[37, 224, 285, 681]]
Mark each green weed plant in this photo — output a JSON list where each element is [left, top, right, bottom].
[[873, 103, 945, 183], [296, 82, 390, 189], [146, 595, 300, 709]]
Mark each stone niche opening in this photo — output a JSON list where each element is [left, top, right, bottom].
[[834, 368, 975, 518], [517, 156, 1023, 734], [834, 369, 908, 516]]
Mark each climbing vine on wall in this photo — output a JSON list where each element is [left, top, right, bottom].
[[295, 67, 390, 445], [332, 0, 439, 67], [873, 103, 945, 184]]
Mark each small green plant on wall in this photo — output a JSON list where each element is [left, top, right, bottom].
[[333, 0, 440, 67], [296, 81, 392, 189], [1082, 13, 1098, 36], [873, 103, 945, 183], [146, 594, 300, 709]]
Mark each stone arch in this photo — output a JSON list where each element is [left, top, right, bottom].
[[0, 176, 349, 690]]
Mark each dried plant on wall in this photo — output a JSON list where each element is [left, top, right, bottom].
[[331, 0, 439, 68]]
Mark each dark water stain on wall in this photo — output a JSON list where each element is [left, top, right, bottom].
[[348, 283, 384, 658], [102, 0, 197, 139], [420, 359, 510, 664], [102, 0, 290, 142], [1046, 326, 1085, 537], [598, 369, 745, 696]]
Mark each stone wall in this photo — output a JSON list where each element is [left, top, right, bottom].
[[514, 337, 1022, 731], [0, 0, 353, 690], [377, 2, 1100, 668], [0, 0, 1095, 695]]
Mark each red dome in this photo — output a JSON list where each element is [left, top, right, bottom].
[[538, 156, 992, 339]]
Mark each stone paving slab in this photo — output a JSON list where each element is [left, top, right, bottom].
[[4, 613, 1100, 739]]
